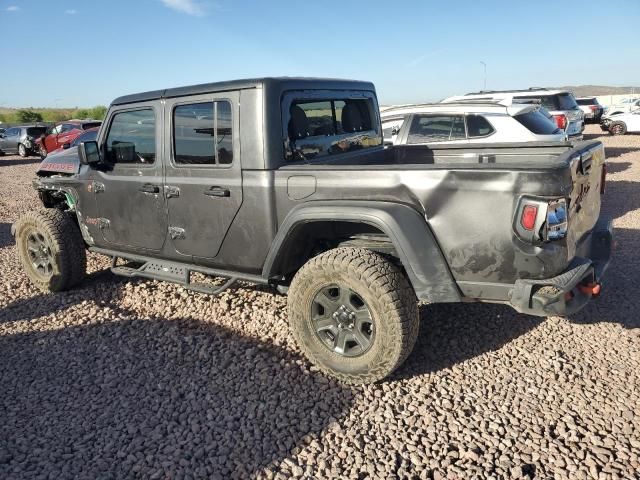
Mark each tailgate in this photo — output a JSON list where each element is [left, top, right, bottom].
[[566, 141, 605, 259]]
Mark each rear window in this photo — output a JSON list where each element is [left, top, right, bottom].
[[514, 110, 562, 135], [26, 127, 47, 136], [284, 94, 381, 162], [557, 93, 578, 110], [576, 98, 596, 105], [82, 122, 102, 130]]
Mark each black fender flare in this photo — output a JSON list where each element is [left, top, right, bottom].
[[262, 201, 461, 303]]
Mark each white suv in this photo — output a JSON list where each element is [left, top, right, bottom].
[[381, 101, 567, 145], [442, 88, 584, 140], [604, 97, 640, 117]]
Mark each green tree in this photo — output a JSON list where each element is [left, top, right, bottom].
[[74, 109, 91, 119], [89, 105, 108, 120], [16, 109, 43, 123], [41, 110, 67, 122]]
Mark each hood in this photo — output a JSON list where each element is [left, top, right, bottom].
[[37, 146, 80, 176]]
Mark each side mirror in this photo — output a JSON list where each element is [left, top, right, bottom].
[[63, 143, 71, 150], [78, 141, 101, 166]]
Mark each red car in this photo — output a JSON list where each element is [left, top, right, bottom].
[[36, 120, 102, 158]]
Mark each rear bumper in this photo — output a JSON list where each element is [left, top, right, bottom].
[[509, 218, 613, 316]]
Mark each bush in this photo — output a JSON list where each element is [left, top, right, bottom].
[[16, 109, 43, 123]]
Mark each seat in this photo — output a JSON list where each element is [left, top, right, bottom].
[[288, 105, 310, 139], [342, 102, 365, 132]]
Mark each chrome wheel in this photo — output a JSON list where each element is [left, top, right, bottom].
[[18, 143, 27, 157], [26, 231, 54, 279], [311, 285, 375, 357]]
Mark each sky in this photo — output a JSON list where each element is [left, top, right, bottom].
[[0, 0, 638, 108]]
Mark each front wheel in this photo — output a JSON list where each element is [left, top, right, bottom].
[[39, 145, 47, 159], [18, 143, 27, 157], [288, 247, 419, 384], [610, 122, 627, 136], [14, 209, 87, 292]]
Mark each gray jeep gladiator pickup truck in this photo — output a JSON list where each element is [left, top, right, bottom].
[[14, 77, 612, 384]]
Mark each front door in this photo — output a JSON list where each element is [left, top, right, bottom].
[[94, 104, 167, 252], [163, 92, 242, 261], [45, 125, 61, 152]]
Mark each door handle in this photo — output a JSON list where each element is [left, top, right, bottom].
[[139, 183, 160, 194], [204, 186, 230, 197]]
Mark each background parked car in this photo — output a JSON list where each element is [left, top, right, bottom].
[[576, 97, 605, 123], [600, 110, 640, 136], [604, 97, 640, 116], [45, 127, 100, 156], [36, 120, 102, 158], [443, 88, 584, 140], [0, 125, 48, 157], [381, 101, 566, 145]]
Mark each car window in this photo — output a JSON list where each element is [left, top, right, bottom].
[[27, 127, 47, 137], [576, 99, 595, 105], [407, 115, 466, 143], [557, 93, 578, 110], [61, 124, 76, 133], [283, 95, 380, 162], [173, 100, 233, 165], [514, 110, 562, 135], [104, 109, 156, 164], [381, 117, 405, 141], [82, 122, 102, 130], [514, 95, 558, 110], [50, 125, 62, 135], [466, 115, 495, 138], [71, 129, 98, 147], [7, 128, 19, 136]]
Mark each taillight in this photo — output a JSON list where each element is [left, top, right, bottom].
[[515, 198, 568, 242], [520, 205, 538, 231], [553, 114, 568, 130], [544, 199, 568, 241], [601, 163, 607, 194]]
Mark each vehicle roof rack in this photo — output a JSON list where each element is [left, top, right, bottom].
[[464, 87, 553, 95]]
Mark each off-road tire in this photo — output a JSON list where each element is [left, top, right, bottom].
[[18, 143, 27, 157], [288, 247, 419, 384], [609, 122, 627, 136], [15, 209, 87, 292]]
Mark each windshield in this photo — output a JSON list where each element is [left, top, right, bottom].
[[514, 110, 563, 135], [71, 129, 98, 147]]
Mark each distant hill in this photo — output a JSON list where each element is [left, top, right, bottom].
[[559, 85, 640, 97]]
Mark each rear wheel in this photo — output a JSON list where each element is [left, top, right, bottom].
[[18, 143, 27, 157], [610, 122, 627, 136], [15, 209, 87, 292], [288, 247, 419, 384]]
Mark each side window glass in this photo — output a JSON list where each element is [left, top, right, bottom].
[[105, 109, 156, 164], [173, 100, 233, 166], [382, 119, 404, 140], [466, 115, 495, 138], [407, 115, 464, 143]]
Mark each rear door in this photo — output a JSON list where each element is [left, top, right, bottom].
[[163, 92, 242, 262], [93, 104, 167, 251]]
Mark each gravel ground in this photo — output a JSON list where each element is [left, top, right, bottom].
[[1, 125, 639, 479]]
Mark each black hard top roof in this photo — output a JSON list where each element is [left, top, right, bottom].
[[111, 77, 376, 106]]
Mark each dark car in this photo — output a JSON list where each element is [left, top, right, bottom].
[[576, 97, 605, 123], [36, 120, 102, 158], [14, 77, 611, 384], [0, 125, 48, 157]]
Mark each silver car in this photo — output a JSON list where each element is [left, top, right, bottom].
[[0, 125, 48, 157]]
